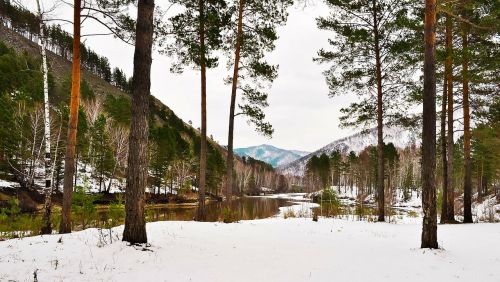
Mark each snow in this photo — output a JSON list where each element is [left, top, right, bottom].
[[74, 163, 125, 194], [257, 192, 309, 201], [470, 195, 500, 223], [0, 179, 18, 189], [1, 214, 499, 281], [234, 144, 310, 167], [308, 186, 422, 209], [278, 125, 419, 176]]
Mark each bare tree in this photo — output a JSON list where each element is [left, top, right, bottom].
[[106, 123, 129, 192]]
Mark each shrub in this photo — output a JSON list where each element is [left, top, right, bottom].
[[283, 208, 296, 219], [319, 187, 340, 206], [72, 180, 101, 230], [317, 188, 341, 217], [0, 198, 41, 239], [221, 207, 239, 223], [407, 210, 419, 218]]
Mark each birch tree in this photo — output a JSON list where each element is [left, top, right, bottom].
[[34, 0, 54, 235]]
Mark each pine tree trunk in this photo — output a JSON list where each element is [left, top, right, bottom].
[[461, 0, 473, 223], [37, 0, 53, 235], [196, 0, 207, 221], [440, 75, 448, 223], [122, 0, 155, 244], [444, 14, 455, 222], [226, 0, 245, 204], [60, 0, 81, 234], [372, 0, 385, 222], [421, 0, 438, 249]]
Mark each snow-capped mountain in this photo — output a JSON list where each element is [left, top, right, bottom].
[[278, 126, 419, 176], [234, 145, 310, 168]]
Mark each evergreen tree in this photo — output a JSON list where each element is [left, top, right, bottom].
[[60, 0, 82, 234], [166, 0, 229, 220], [91, 114, 115, 193], [224, 0, 292, 202], [421, 0, 438, 249], [315, 0, 419, 221], [122, 0, 155, 244]]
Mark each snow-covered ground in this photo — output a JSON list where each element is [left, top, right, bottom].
[[0, 179, 18, 189], [1, 214, 499, 282], [470, 194, 500, 223], [257, 192, 309, 201]]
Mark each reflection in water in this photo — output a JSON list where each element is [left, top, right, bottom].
[[312, 203, 418, 222], [0, 197, 294, 239], [96, 197, 292, 225]]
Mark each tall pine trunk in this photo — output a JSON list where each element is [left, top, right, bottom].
[[37, 0, 53, 235], [122, 0, 155, 244], [60, 0, 81, 234], [444, 14, 455, 222], [461, 0, 473, 223], [372, 0, 385, 222], [226, 0, 245, 203], [421, 0, 438, 249], [196, 0, 207, 221], [440, 75, 448, 223]]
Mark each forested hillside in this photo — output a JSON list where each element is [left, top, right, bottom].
[[0, 3, 284, 205]]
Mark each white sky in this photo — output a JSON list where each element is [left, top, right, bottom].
[[33, 1, 358, 152]]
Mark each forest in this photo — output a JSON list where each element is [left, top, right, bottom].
[[0, 0, 498, 281]]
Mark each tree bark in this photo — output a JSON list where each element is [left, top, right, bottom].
[[60, 0, 81, 234], [122, 0, 155, 244], [440, 75, 448, 223], [37, 0, 53, 235], [444, 14, 455, 222], [372, 0, 385, 222], [226, 0, 245, 204], [196, 0, 207, 221], [461, 0, 473, 223], [421, 0, 438, 249]]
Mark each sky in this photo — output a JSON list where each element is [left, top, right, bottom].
[[34, 1, 358, 152]]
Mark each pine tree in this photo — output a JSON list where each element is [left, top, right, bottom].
[[122, 0, 155, 244], [166, 0, 229, 220], [315, 0, 420, 221], [60, 0, 82, 234], [443, 9, 456, 223], [421, 0, 438, 249], [224, 0, 292, 202], [91, 114, 115, 193]]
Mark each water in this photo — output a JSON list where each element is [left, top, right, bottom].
[[0, 197, 296, 239], [130, 197, 294, 222], [1, 195, 419, 239]]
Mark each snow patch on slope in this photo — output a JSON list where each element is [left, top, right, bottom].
[[278, 125, 419, 176], [235, 144, 310, 167]]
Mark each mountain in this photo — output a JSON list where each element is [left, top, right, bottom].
[[278, 126, 419, 176], [234, 145, 310, 168]]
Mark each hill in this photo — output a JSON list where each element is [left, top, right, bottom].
[[278, 126, 419, 176], [0, 17, 281, 200]]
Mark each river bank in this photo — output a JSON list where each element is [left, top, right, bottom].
[[1, 210, 499, 281]]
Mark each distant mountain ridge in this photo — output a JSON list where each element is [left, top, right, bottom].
[[278, 126, 419, 176], [234, 145, 310, 168]]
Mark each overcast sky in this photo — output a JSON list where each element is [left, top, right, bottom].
[[34, 1, 358, 152]]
